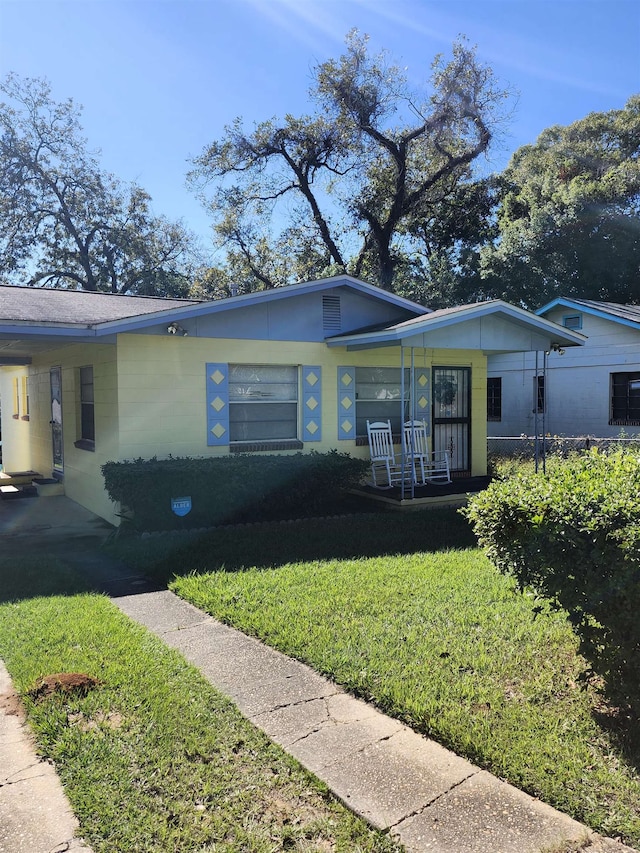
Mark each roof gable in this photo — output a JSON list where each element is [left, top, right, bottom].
[[328, 299, 586, 353], [0, 275, 427, 333], [536, 298, 640, 330]]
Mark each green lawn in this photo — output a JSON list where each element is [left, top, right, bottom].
[[0, 557, 401, 853], [142, 510, 640, 849]]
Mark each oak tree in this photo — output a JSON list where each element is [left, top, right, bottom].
[[481, 97, 640, 308], [0, 74, 199, 294], [189, 32, 509, 294]]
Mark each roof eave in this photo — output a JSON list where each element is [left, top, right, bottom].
[[537, 298, 640, 331], [327, 300, 587, 349], [92, 275, 429, 334]]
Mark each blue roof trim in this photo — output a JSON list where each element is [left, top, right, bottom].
[[537, 298, 640, 331]]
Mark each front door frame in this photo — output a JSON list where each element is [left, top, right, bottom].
[[49, 365, 64, 476], [432, 365, 471, 475]]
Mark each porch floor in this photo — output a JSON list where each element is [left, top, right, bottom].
[[351, 475, 492, 510]]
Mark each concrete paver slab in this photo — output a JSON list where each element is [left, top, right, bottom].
[[0, 662, 93, 853], [317, 726, 478, 828], [250, 690, 383, 747], [284, 710, 404, 774], [116, 589, 211, 633], [395, 769, 589, 853], [161, 620, 341, 716]]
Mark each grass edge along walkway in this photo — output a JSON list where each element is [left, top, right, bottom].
[[0, 561, 403, 853], [151, 516, 640, 851]]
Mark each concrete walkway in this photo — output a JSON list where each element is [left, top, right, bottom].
[[0, 495, 635, 852]]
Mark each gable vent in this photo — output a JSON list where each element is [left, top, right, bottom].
[[563, 314, 582, 330], [322, 295, 342, 332]]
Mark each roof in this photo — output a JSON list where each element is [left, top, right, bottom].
[[327, 299, 586, 351], [0, 285, 201, 325], [0, 276, 429, 363], [537, 297, 640, 329], [0, 275, 427, 333]]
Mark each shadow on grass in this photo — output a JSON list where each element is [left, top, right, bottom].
[[128, 507, 479, 585], [0, 555, 96, 604]]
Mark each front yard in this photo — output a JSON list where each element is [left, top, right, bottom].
[[1, 505, 639, 849], [0, 556, 401, 853], [119, 508, 640, 849]]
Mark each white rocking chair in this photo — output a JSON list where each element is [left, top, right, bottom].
[[403, 420, 452, 485], [366, 420, 414, 489]]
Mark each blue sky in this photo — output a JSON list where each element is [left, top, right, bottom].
[[1, 0, 638, 261]]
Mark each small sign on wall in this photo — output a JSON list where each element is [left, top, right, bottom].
[[171, 496, 192, 517]]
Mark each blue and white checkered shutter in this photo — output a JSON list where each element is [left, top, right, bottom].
[[337, 367, 356, 440], [206, 363, 229, 446], [302, 366, 322, 442], [413, 367, 430, 432]]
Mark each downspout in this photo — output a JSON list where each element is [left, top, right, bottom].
[[410, 347, 416, 499], [401, 347, 406, 500], [542, 349, 548, 474], [534, 351, 540, 473]]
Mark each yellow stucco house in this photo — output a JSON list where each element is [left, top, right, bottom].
[[0, 275, 584, 525]]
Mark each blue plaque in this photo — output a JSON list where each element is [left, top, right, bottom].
[[171, 496, 192, 517]]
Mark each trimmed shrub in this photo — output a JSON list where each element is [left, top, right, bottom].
[[102, 451, 368, 532], [462, 448, 640, 708]]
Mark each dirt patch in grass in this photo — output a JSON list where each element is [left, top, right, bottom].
[[28, 672, 101, 700]]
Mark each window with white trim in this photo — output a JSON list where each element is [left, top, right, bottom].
[[229, 364, 298, 442], [355, 367, 409, 436], [12, 377, 19, 419]]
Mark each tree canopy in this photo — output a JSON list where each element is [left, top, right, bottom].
[[188, 32, 510, 296], [0, 73, 200, 294], [481, 97, 640, 308]]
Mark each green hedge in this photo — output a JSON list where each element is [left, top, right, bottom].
[[102, 451, 368, 532], [463, 448, 640, 710]]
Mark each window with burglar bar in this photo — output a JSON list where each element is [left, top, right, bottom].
[[487, 377, 502, 421], [610, 371, 640, 425]]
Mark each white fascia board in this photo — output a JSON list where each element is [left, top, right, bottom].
[[0, 321, 97, 338]]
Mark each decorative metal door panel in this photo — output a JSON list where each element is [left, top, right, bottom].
[[50, 366, 64, 472], [432, 367, 470, 473]]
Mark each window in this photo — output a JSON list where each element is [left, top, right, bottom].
[[563, 313, 582, 330], [229, 364, 298, 442], [75, 365, 95, 449], [611, 372, 640, 425], [12, 377, 19, 419], [534, 375, 545, 414], [355, 367, 409, 436], [21, 376, 30, 421], [487, 377, 502, 421]]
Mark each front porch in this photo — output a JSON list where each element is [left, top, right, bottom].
[[351, 474, 492, 510]]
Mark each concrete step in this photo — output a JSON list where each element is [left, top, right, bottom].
[[32, 478, 65, 497], [0, 470, 41, 486]]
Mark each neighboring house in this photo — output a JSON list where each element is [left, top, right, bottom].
[[487, 297, 640, 439], [0, 275, 583, 525]]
